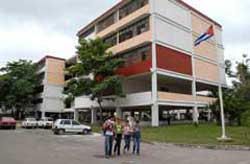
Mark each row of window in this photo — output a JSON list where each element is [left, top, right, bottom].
[[119, 17, 149, 43], [119, 45, 151, 67], [119, 0, 149, 19], [97, 13, 116, 33], [103, 17, 149, 47], [96, 0, 148, 33]]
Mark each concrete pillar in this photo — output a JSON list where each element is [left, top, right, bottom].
[[58, 113, 62, 119], [176, 110, 181, 120], [207, 109, 212, 121], [116, 107, 122, 118], [41, 111, 46, 118], [192, 106, 199, 124], [74, 109, 79, 121], [91, 107, 97, 124], [151, 104, 159, 127]]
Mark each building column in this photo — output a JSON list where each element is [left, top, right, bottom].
[[41, 111, 46, 118], [176, 110, 181, 120], [74, 109, 79, 121], [116, 107, 122, 118], [151, 104, 159, 127], [219, 86, 227, 139], [91, 106, 97, 124], [207, 109, 212, 121], [151, 44, 159, 127], [192, 106, 199, 124]]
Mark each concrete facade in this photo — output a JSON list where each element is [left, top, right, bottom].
[[35, 56, 66, 118], [71, 0, 226, 126]]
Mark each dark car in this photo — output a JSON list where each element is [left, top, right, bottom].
[[0, 117, 16, 129]]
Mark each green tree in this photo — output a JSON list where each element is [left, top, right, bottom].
[[0, 60, 41, 119], [64, 38, 124, 121], [211, 55, 250, 126]]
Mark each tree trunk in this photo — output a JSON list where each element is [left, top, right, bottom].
[[97, 99, 103, 123], [237, 117, 242, 126]]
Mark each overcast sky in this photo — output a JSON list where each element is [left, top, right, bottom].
[[0, 0, 249, 67]]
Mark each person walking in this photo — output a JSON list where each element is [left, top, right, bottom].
[[132, 120, 141, 155], [123, 120, 132, 153], [113, 118, 123, 156], [102, 116, 115, 158]]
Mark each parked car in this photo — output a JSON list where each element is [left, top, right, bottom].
[[0, 117, 16, 129], [52, 119, 91, 135], [38, 117, 54, 129], [22, 118, 37, 128]]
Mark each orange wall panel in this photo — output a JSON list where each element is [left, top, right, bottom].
[[116, 59, 151, 77], [46, 58, 65, 85], [195, 59, 219, 82], [193, 35, 218, 61], [156, 45, 192, 75]]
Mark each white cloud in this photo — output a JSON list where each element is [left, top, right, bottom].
[[0, 0, 249, 67], [0, 0, 117, 67]]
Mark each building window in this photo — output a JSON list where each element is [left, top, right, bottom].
[[120, 45, 150, 67], [119, 0, 148, 19], [97, 13, 116, 33], [80, 27, 95, 39], [103, 33, 117, 47], [119, 17, 149, 43]]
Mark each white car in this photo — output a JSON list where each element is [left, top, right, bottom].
[[38, 117, 54, 129], [22, 118, 37, 128], [52, 119, 91, 135]]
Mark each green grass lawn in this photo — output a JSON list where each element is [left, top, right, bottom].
[[142, 124, 250, 145], [92, 123, 250, 145]]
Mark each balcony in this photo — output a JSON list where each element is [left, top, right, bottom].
[[96, 4, 150, 38], [74, 92, 152, 109], [158, 92, 216, 107], [108, 31, 151, 55]]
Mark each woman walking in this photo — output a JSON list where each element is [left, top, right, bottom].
[[123, 120, 132, 153], [113, 118, 123, 156], [132, 120, 141, 155]]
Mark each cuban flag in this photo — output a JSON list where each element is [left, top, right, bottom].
[[194, 25, 214, 46]]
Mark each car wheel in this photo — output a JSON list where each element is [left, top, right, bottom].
[[58, 129, 65, 135], [83, 129, 89, 135]]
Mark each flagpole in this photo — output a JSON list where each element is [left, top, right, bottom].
[[218, 85, 227, 139]]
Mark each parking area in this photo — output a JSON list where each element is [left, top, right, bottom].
[[0, 129, 250, 164]]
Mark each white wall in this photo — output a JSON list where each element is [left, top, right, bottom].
[[154, 17, 192, 53], [43, 84, 64, 98], [41, 84, 64, 113], [217, 47, 224, 64], [42, 97, 64, 113], [74, 92, 152, 109], [215, 27, 223, 46], [219, 67, 227, 85], [153, 0, 191, 29]]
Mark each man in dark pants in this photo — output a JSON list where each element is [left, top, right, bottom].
[[114, 118, 123, 156], [103, 116, 115, 158]]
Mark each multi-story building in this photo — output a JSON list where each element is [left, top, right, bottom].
[[34, 55, 66, 119], [72, 0, 226, 126]]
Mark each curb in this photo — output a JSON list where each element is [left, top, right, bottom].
[[151, 142, 250, 151]]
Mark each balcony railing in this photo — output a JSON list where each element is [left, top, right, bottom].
[[158, 92, 216, 105]]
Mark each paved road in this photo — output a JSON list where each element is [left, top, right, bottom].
[[0, 129, 250, 164]]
